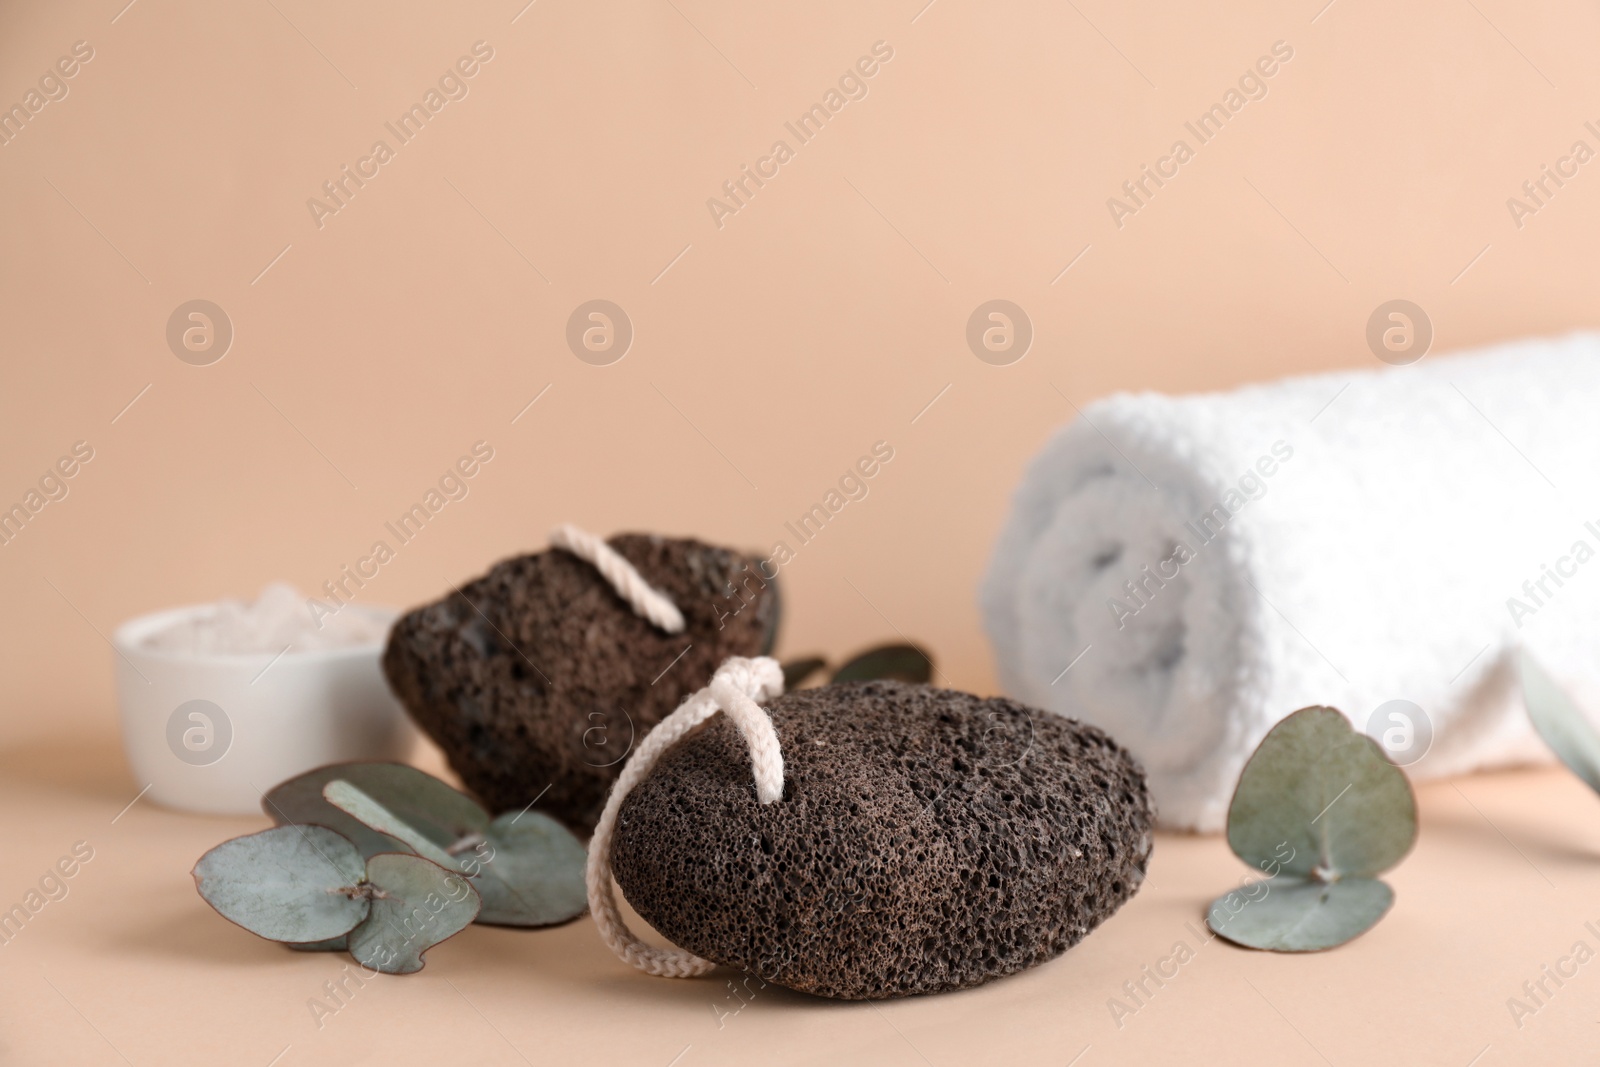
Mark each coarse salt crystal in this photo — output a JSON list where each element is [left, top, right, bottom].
[[140, 583, 391, 655]]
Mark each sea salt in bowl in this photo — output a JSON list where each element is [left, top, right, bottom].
[[113, 584, 415, 815]]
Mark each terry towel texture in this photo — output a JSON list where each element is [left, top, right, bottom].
[[981, 332, 1600, 831]]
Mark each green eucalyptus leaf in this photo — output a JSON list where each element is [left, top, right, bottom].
[[323, 780, 461, 870], [1228, 706, 1416, 880], [346, 854, 480, 974], [830, 643, 934, 685], [264, 762, 488, 859], [465, 811, 589, 927], [1520, 651, 1600, 794], [1207, 876, 1394, 951], [192, 825, 369, 944], [781, 657, 828, 690]]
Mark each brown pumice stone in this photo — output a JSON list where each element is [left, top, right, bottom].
[[610, 681, 1154, 1000], [381, 534, 777, 833]]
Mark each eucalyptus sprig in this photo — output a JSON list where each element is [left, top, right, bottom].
[[1207, 707, 1417, 952], [193, 825, 479, 974], [264, 762, 588, 928], [193, 762, 588, 974]]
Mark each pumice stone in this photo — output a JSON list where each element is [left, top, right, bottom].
[[382, 532, 778, 832], [608, 679, 1154, 999]]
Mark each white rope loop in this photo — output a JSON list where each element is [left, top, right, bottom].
[[587, 655, 785, 978], [550, 523, 685, 634]]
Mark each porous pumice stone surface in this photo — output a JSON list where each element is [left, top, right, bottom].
[[382, 534, 777, 833], [610, 681, 1154, 1000]]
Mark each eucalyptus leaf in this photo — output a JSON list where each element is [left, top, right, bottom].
[[467, 811, 589, 927], [1228, 706, 1416, 880], [322, 780, 461, 870], [1520, 651, 1600, 794], [264, 762, 487, 858], [831, 644, 934, 685], [1207, 876, 1393, 951], [782, 657, 828, 690], [346, 854, 480, 974], [192, 825, 369, 944]]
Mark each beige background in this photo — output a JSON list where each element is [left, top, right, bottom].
[[2, 0, 1598, 1063]]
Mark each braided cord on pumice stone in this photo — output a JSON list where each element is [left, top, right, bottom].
[[587, 655, 785, 978], [549, 523, 686, 634]]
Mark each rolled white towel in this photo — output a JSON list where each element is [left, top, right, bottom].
[[981, 332, 1600, 831]]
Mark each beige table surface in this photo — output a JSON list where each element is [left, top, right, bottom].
[[4, 732, 1597, 1067]]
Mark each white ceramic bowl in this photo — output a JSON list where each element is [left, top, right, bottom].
[[113, 602, 416, 815]]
